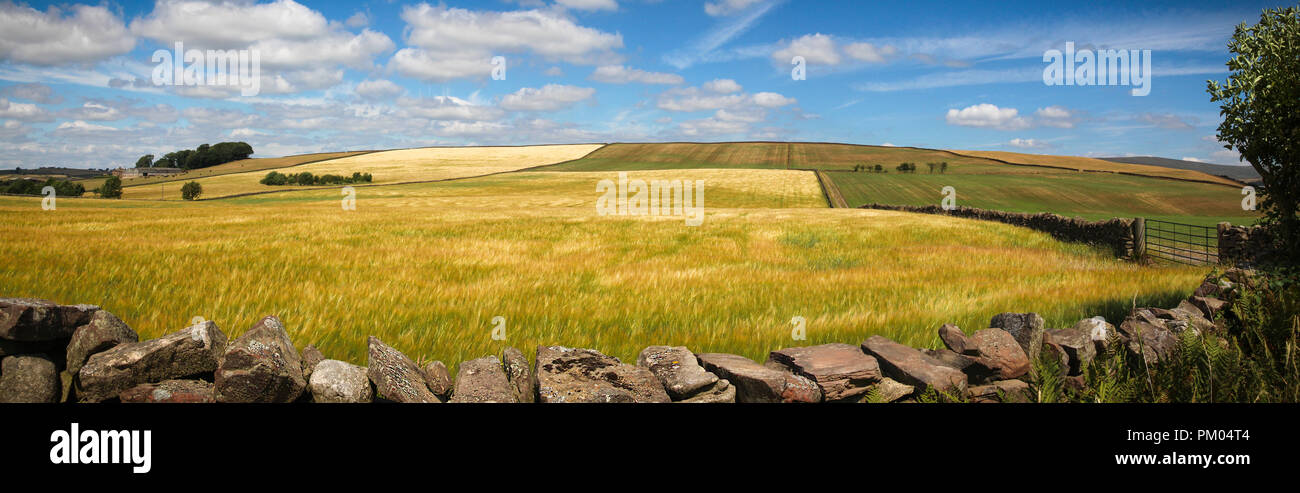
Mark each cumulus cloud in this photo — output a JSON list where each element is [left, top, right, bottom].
[[499, 84, 596, 111], [131, 0, 330, 48], [130, 0, 394, 92], [0, 83, 63, 104], [355, 79, 404, 100], [946, 104, 1079, 131], [392, 4, 623, 82], [677, 116, 750, 136], [702, 79, 742, 93], [1034, 106, 1077, 128], [843, 42, 897, 63], [0, 98, 53, 121], [345, 11, 369, 28], [1008, 138, 1049, 149], [400, 95, 505, 121], [772, 33, 840, 65], [945, 103, 1029, 130], [655, 82, 798, 138], [752, 92, 795, 108], [588, 65, 683, 85], [656, 84, 795, 113], [54, 120, 118, 134], [0, 3, 135, 66]]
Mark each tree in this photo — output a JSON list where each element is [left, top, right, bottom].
[[940, 161, 949, 174], [181, 181, 202, 201], [260, 171, 287, 186], [1208, 7, 1300, 261], [99, 176, 123, 199], [135, 155, 154, 168]]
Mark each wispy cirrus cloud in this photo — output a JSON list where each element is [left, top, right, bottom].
[[661, 0, 783, 69]]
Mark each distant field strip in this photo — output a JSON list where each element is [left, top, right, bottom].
[[828, 170, 1258, 227], [544, 142, 1006, 172], [948, 149, 1242, 186], [120, 144, 603, 200], [229, 169, 827, 210]]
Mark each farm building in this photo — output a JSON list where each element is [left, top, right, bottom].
[[113, 167, 184, 178]]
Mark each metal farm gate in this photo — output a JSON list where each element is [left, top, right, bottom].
[[1137, 218, 1219, 265]]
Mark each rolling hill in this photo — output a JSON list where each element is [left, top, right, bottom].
[[1099, 156, 1260, 183]]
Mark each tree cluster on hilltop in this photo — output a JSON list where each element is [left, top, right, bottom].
[[134, 142, 254, 170]]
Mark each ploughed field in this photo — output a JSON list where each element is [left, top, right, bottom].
[[1, 143, 1211, 368]]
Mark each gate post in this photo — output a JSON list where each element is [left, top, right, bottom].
[[1131, 217, 1146, 259]]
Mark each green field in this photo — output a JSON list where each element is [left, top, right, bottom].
[[540, 142, 1258, 227], [826, 168, 1258, 227]]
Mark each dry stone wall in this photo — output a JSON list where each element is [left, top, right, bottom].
[[0, 274, 1239, 404], [1217, 222, 1276, 267]]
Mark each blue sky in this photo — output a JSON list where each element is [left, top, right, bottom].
[[0, 0, 1284, 169]]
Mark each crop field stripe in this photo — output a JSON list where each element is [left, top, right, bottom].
[[945, 150, 1243, 188], [191, 144, 610, 201]]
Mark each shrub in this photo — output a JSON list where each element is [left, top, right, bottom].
[[181, 181, 202, 201], [260, 170, 373, 186], [99, 176, 123, 199]]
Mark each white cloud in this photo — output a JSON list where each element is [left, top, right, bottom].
[[656, 84, 794, 114], [0, 83, 63, 104], [54, 120, 118, 133], [556, 0, 619, 11], [130, 0, 393, 92], [395, 4, 623, 83], [390, 49, 495, 82], [345, 11, 369, 28], [702, 79, 742, 93], [945, 103, 1029, 130], [64, 101, 122, 121], [400, 95, 505, 121], [714, 108, 765, 123], [657, 89, 748, 112], [355, 79, 404, 100], [0, 3, 135, 65], [0, 98, 52, 121], [131, 0, 330, 48], [1035, 106, 1076, 128], [230, 128, 266, 138], [677, 116, 750, 136], [588, 65, 683, 85], [1181, 156, 1204, 162], [843, 42, 897, 63], [704, 0, 765, 16], [772, 33, 840, 65], [1008, 138, 1049, 149], [752, 92, 795, 108], [499, 84, 596, 111]]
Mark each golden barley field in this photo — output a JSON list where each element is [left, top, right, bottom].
[[119, 144, 602, 200], [0, 164, 1208, 369]]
